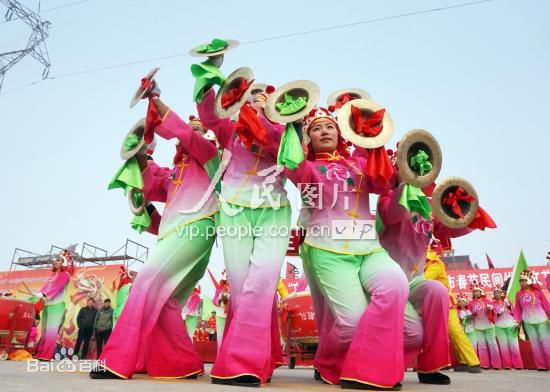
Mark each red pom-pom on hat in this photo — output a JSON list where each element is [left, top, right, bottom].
[[189, 115, 196, 121], [266, 85, 275, 94]]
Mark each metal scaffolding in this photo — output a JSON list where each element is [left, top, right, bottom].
[[9, 239, 148, 272]]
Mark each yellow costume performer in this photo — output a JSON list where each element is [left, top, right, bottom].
[[424, 250, 481, 372]]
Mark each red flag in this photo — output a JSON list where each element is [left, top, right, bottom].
[[206, 268, 221, 291], [486, 253, 495, 269], [286, 262, 298, 280]]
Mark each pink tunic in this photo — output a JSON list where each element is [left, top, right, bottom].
[[286, 152, 388, 255], [514, 288, 550, 324], [40, 271, 70, 305], [493, 299, 515, 328], [197, 89, 286, 209], [183, 290, 201, 317], [468, 298, 495, 330], [141, 111, 219, 240]]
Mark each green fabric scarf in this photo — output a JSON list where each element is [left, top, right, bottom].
[[409, 149, 432, 176], [277, 123, 304, 170], [275, 93, 307, 115], [191, 59, 226, 103], [108, 157, 151, 233], [398, 184, 432, 221], [124, 133, 140, 151]]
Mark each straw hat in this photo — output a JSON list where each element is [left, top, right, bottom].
[[120, 119, 146, 160], [264, 80, 320, 124], [214, 67, 255, 119], [396, 129, 442, 188], [327, 87, 371, 110], [188, 38, 239, 58], [432, 176, 479, 229], [129, 67, 159, 108], [337, 98, 394, 149]]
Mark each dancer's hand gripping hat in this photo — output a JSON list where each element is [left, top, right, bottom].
[[337, 98, 394, 149], [432, 176, 479, 229], [129, 67, 160, 109]]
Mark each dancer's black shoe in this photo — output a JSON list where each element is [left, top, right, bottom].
[[211, 375, 261, 387], [417, 371, 451, 385], [89, 366, 124, 379]]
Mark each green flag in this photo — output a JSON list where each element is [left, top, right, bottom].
[[201, 296, 217, 320], [506, 249, 529, 305]]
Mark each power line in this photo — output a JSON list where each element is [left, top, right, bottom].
[[0, 0, 92, 24], [0, 0, 498, 97], [42, 0, 91, 13], [241, 0, 496, 45]]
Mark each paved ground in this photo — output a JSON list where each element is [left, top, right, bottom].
[[0, 361, 548, 391]]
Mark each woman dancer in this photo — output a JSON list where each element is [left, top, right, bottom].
[[492, 286, 523, 369], [34, 251, 72, 360], [287, 107, 409, 390], [91, 83, 219, 380], [514, 270, 550, 370], [468, 283, 502, 369], [457, 294, 478, 351], [197, 86, 288, 386]]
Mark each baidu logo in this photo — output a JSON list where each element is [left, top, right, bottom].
[[27, 348, 105, 373], [54, 347, 79, 362]]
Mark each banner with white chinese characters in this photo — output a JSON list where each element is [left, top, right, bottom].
[[446, 266, 550, 296]]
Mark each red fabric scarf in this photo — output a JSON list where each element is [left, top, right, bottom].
[[335, 93, 353, 109], [351, 105, 385, 137], [365, 146, 394, 188], [34, 298, 44, 314], [468, 206, 497, 230], [141, 78, 162, 144], [235, 103, 267, 149], [221, 78, 254, 109], [442, 187, 476, 218]]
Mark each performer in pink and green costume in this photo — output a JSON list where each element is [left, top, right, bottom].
[[376, 183, 452, 384], [34, 252, 72, 360], [91, 87, 219, 380], [183, 286, 202, 338], [286, 107, 409, 390], [468, 284, 502, 369], [492, 286, 523, 369], [197, 87, 289, 386], [514, 270, 550, 370], [112, 266, 132, 326]]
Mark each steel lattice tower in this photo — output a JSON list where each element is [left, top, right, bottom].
[[0, 1, 51, 91]]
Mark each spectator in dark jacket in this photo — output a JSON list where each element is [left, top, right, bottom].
[[74, 299, 97, 359], [94, 299, 113, 357]]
